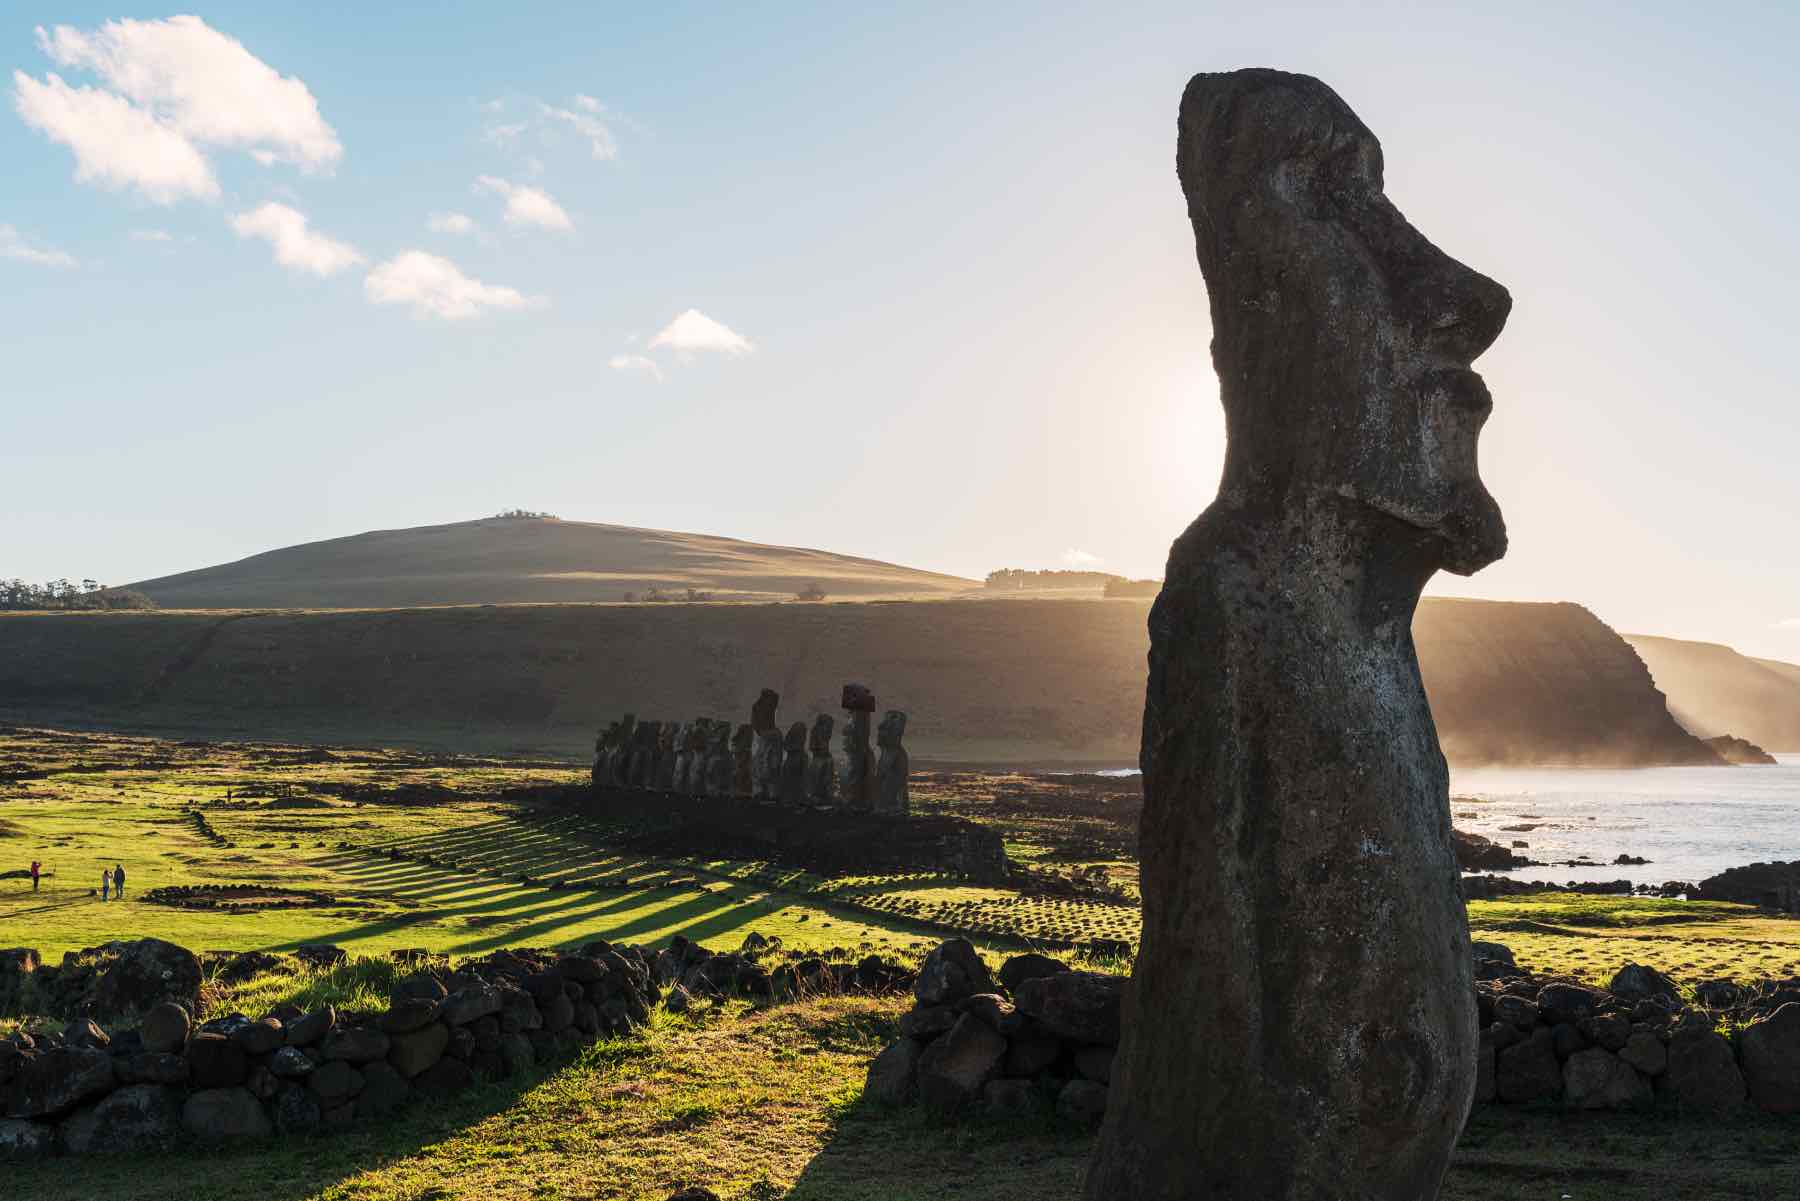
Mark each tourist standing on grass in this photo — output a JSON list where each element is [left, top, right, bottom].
[[112, 862, 125, 899], [101, 867, 110, 901], [30, 859, 40, 891]]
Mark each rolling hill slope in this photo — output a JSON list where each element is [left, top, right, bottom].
[[0, 597, 1720, 767], [1625, 634, 1800, 751], [127, 517, 975, 608]]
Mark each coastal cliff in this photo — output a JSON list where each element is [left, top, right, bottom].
[[0, 597, 1723, 768]]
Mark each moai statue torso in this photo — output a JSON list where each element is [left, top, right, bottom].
[[873, 710, 910, 817], [607, 714, 637, 786], [592, 720, 621, 788], [630, 720, 661, 788], [654, 722, 678, 790], [750, 688, 783, 800], [674, 720, 707, 794], [730, 722, 754, 795], [839, 684, 876, 811], [778, 721, 808, 805], [804, 714, 837, 804], [704, 721, 737, 797], [1085, 70, 1510, 1201]]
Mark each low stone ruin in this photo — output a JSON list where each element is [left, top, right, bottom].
[[590, 684, 908, 816], [870, 938, 1800, 1125], [865, 939, 1121, 1126], [0, 941, 660, 1159]]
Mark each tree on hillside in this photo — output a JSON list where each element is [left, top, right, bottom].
[[796, 583, 827, 601], [0, 578, 157, 611]]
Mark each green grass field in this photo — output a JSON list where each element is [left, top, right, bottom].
[[5, 726, 1799, 1200]]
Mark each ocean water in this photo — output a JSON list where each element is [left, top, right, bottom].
[[1449, 754, 1800, 886]]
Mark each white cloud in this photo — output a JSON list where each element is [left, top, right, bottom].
[[0, 224, 77, 268], [427, 211, 477, 236], [229, 202, 362, 277], [14, 17, 341, 207], [573, 94, 601, 113], [609, 353, 663, 382], [474, 175, 572, 231], [540, 99, 617, 159], [649, 309, 753, 355], [13, 70, 219, 203], [35, 16, 341, 170], [130, 228, 172, 242], [1062, 548, 1103, 566], [482, 94, 618, 161], [364, 250, 541, 321]]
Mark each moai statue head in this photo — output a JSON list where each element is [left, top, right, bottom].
[[841, 683, 876, 714], [1177, 69, 1509, 577], [877, 709, 907, 748], [751, 688, 780, 734], [783, 720, 807, 754], [808, 713, 835, 756]]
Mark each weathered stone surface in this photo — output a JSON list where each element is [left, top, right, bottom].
[[1738, 1002, 1800, 1113], [88, 939, 203, 1019], [271, 1082, 321, 1134], [1006, 1036, 1062, 1078], [182, 1086, 271, 1142], [1492, 994, 1538, 1031], [1014, 971, 1122, 1046], [1058, 1078, 1109, 1125], [381, 998, 440, 1034], [916, 1015, 1007, 1113], [998, 953, 1069, 995], [778, 721, 809, 805], [63, 1018, 109, 1049], [1074, 1046, 1115, 1085], [0, 1117, 54, 1162], [286, 1005, 335, 1048], [1608, 963, 1680, 1005], [1496, 1028, 1562, 1103], [898, 1005, 958, 1040], [141, 1002, 191, 1054], [268, 1046, 314, 1079], [1473, 1029, 1497, 1103], [441, 986, 501, 1027], [864, 1037, 924, 1105], [1618, 1030, 1667, 1077], [233, 1017, 285, 1056], [322, 1026, 390, 1063], [306, 1059, 364, 1103], [388, 1022, 450, 1079], [805, 715, 837, 803], [1087, 68, 1511, 1201], [118, 1051, 189, 1086], [1536, 983, 1605, 1027], [60, 1083, 183, 1153], [872, 710, 910, 816], [840, 685, 876, 810], [984, 1077, 1045, 1116], [5, 1047, 115, 1118], [1664, 1028, 1745, 1112], [413, 1056, 472, 1096], [914, 939, 996, 1007], [357, 1060, 411, 1117], [1562, 1048, 1650, 1110], [499, 1032, 535, 1076]]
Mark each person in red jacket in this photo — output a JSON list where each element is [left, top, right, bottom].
[[30, 859, 40, 891]]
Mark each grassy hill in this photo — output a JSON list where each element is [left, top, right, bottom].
[[1626, 634, 1800, 751], [0, 596, 1722, 767], [126, 516, 976, 608]]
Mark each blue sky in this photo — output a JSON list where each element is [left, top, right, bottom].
[[3, 3, 1797, 659]]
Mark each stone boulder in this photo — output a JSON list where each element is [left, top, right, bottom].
[[1495, 1028, 1562, 1104], [1664, 1028, 1746, 1112], [1618, 1030, 1667, 1077], [182, 1086, 272, 1142], [0, 1118, 54, 1163], [864, 1037, 924, 1105], [271, 1082, 321, 1134], [184, 1032, 247, 1088], [388, 1022, 450, 1078], [60, 1083, 183, 1153], [1738, 1002, 1800, 1113], [1535, 983, 1606, 1027], [915, 1015, 1007, 1113], [1056, 1078, 1109, 1125], [233, 1017, 285, 1056], [1562, 1048, 1650, 1110], [4, 1047, 114, 1118], [914, 940, 995, 1007], [322, 1026, 390, 1064], [1608, 963, 1679, 1005], [1013, 971, 1123, 1046], [140, 1002, 191, 1054], [286, 1005, 335, 1048], [997, 953, 1069, 995], [89, 939, 203, 1019]]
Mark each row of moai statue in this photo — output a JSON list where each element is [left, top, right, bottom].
[[591, 684, 909, 815]]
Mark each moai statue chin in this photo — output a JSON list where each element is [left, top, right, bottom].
[[873, 710, 910, 817], [778, 721, 809, 805], [1084, 69, 1510, 1201], [839, 684, 876, 811], [750, 688, 784, 800], [804, 714, 837, 804]]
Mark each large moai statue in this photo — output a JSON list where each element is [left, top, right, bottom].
[[591, 720, 620, 787], [729, 723, 754, 795], [674, 720, 707, 794], [750, 688, 784, 800], [1084, 70, 1511, 1201], [872, 710, 910, 816], [629, 720, 661, 788], [804, 715, 837, 804], [704, 721, 737, 797], [654, 722, 678, 790], [778, 721, 808, 805], [839, 684, 876, 811], [602, 714, 637, 786]]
